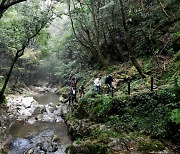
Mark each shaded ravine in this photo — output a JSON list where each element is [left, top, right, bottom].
[[2, 88, 71, 154]]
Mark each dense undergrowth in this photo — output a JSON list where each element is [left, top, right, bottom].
[[64, 54, 180, 153]]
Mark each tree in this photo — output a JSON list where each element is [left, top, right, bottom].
[[0, 0, 53, 103], [118, 0, 146, 78], [0, 0, 27, 18], [67, 0, 108, 67]]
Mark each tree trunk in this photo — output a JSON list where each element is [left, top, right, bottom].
[[118, 0, 146, 78], [90, 0, 108, 67], [0, 54, 18, 103], [0, 0, 26, 19]]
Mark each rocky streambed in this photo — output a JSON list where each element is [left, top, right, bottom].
[[0, 87, 71, 154]]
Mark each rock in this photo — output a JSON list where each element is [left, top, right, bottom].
[[21, 97, 34, 108], [48, 143, 58, 152], [33, 107, 43, 116], [52, 135, 60, 142], [27, 117, 36, 124], [34, 146, 45, 154], [55, 116, 64, 123], [41, 141, 49, 151], [62, 93, 69, 99], [48, 106, 55, 113], [42, 114, 54, 122], [27, 148, 34, 154], [1, 135, 13, 149], [18, 108, 32, 117], [45, 104, 54, 114], [53, 107, 61, 116], [36, 114, 43, 121], [111, 145, 121, 151], [99, 124, 106, 130], [50, 88, 58, 93], [59, 96, 69, 103], [17, 115, 28, 122]]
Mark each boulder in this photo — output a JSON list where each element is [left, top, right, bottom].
[[27, 117, 36, 124], [59, 96, 69, 103], [32, 107, 43, 116], [21, 97, 34, 108]]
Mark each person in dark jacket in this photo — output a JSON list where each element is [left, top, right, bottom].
[[69, 87, 77, 105], [105, 75, 113, 94]]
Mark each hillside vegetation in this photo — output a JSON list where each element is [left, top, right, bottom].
[[0, 0, 179, 153]]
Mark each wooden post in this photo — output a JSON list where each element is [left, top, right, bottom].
[[151, 76, 153, 91], [174, 75, 178, 87], [128, 80, 130, 95], [111, 87, 114, 97]]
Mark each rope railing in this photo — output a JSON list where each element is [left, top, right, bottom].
[[126, 76, 179, 95]]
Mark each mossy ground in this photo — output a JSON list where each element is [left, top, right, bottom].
[[64, 54, 180, 153]]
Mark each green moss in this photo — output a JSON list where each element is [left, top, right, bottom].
[[170, 109, 180, 124], [87, 143, 107, 154], [138, 141, 165, 152]]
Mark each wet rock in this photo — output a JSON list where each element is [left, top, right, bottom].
[[47, 106, 55, 113], [33, 107, 43, 116], [48, 143, 58, 152], [27, 117, 36, 124], [36, 114, 43, 121], [1, 135, 13, 150], [42, 114, 54, 122], [16, 115, 28, 122], [26, 148, 34, 154], [59, 96, 69, 103], [50, 88, 58, 93], [49, 102, 56, 107], [53, 107, 61, 116], [52, 135, 61, 142], [4, 91, 71, 154], [34, 146, 44, 154], [11, 138, 31, 153], [21, 97, 34, 108], [55, 116, 64, 123], [18, 108, 32, 117], [41, 141, 49, 151]]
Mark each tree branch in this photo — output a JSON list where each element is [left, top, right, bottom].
[[1, 0, 26, 10]]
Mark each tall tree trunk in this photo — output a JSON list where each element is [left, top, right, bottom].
[[118, 0, 146, 78], [0, 18, 47, 103], [0, 53, 18, 103], [90, 0, 108, 67]]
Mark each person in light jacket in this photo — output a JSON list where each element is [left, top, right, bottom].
[[94, 77, 101, 94]]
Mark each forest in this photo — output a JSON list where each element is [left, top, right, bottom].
[[0, 0, 179, 153]]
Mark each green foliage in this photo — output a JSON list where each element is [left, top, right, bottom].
[[87, 143, 107, 154], [170, 109, 180, 124], [138, 140, 165, 152], [174, 50, 180, 62], [78, 86, 180, 141]]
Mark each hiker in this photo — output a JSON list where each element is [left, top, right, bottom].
[[69, 87, 77, 105], [79, 85, 85, 97], [94, 77, 101, 94], [105, 75, 113, 94], [71, 77, 78, 88]]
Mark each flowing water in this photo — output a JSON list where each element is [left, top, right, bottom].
[[3, 91, 71, 154]]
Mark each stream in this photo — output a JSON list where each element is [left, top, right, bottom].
[[1, 88, 71, 154]]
